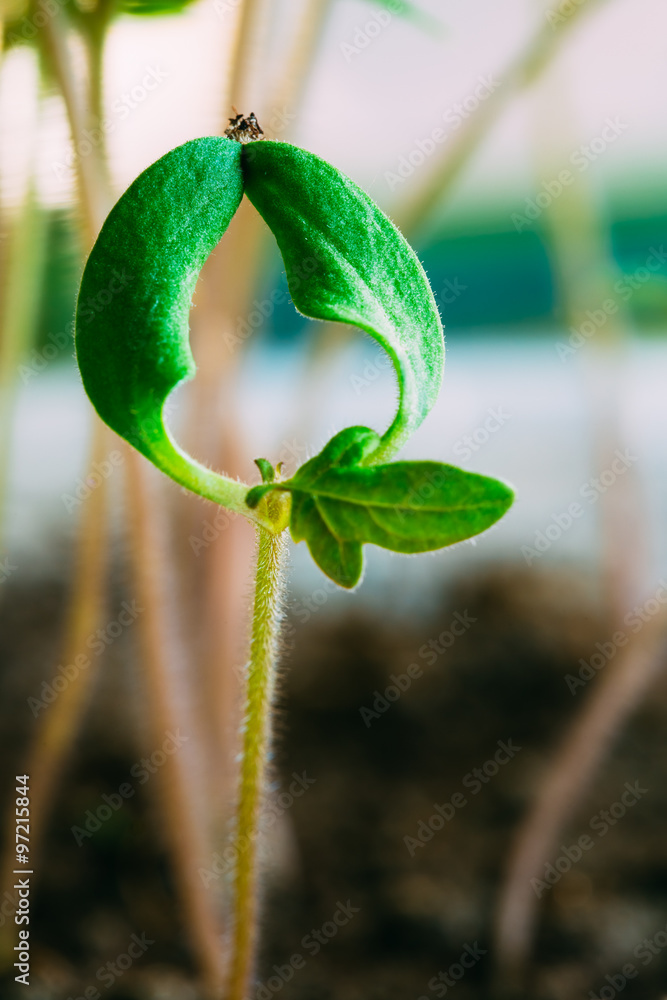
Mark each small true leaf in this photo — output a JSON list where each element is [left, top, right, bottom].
[[250, 428, 514, 588], [241, 141, 444, 463], [254, 458, 276, 483]]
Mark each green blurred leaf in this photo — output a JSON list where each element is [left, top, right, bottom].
[[115, 0, 199, 15], [363, 0, 444, 35]]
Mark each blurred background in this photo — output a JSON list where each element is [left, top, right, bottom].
[[1, 0, 667, 997]]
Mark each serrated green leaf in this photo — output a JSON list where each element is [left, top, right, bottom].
[[74, 136, 261, 518], [241, 141, 444, 464], [251, 428, 514, 587], [302, 460, 513, 552]]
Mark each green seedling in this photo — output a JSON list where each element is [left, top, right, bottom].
[[75, 128, 513, 999]]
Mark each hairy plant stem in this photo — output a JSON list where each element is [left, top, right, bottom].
[[228, 527, 286, 1000]]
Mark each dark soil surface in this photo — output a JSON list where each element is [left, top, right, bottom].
[[1, 564, 666, 1000]]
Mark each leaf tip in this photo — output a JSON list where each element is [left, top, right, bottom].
[[254, 458, 275, 483]]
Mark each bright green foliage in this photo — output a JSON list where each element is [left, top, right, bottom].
[[247, 427, 513, 587], [116, 0, 199, 14], [77, 138, 242, 458], [242, 140, 443, 463], [75, 138, 256, 516], [75, 135, 514, 585]]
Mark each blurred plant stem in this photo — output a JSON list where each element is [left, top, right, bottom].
[[495, 609, 667, 995], [494, 61, 657, 992], [227, 527, 286, 1000], [395, 0, 608, 237], [0, 188, 47, 557], [41, 2, 112, 242], [124, 451, 224, 995], [8, 5, 227, 993], [269, 0, 333, 115], [226, 0, 264, 107], [0, 421, 110, 971]]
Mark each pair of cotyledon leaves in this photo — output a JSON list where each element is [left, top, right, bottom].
[[75, 136, 513, 589]]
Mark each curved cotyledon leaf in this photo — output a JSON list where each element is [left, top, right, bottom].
[[74, 137, 268, 520], [241, 140, 444, 464], [247, 427, 515, 588]]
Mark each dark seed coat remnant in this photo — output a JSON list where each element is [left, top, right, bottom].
[[224, 111, 264, 143]]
